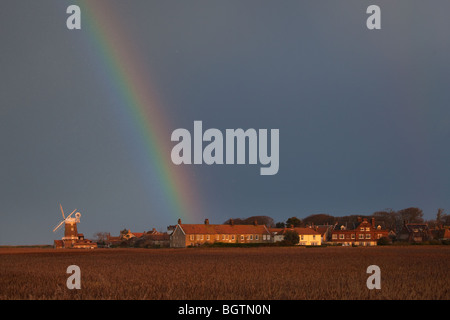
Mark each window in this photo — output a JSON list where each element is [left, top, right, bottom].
[[365, 227, 370, 231], [222, 235, 225, 240], [339, 234, 345, 239], [366, 234, 371, 239], [206, 235, 210, 241], [255, 235, 259, 240], [241, 235, 244, 241], [351, 234, 355, 239], [250, 235, 253, 240], [196, 235, 200, 240], [263, 235, 266, 240], [360, 228, 365, 232], [190, 235, 194, 241], [301, 235, 304, 240], [359, 234, 364, 239], [332, 234, 337, 240], [377, 234, 382, 239], [226, 235, 229, 240], [313, 235, 316, 240], [267, 235, 270, 241], [232, 235, 235, 240], [200, 235, 204, 240]]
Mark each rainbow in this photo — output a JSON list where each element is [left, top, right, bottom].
[[77, 1, 202, 222]]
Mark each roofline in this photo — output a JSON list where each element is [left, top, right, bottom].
[[176, 224, 186, 235], [177, 223, 272, 235]]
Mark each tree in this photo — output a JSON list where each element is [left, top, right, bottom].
[[286, 217, 302, 227], [283, 230, 299, 246], [436, 208, 444, 223], [302, 214, 335, 226], [93, 232, 109, 244], [275, 222, 285, 228], [372, 209, 397, 231], [397, 207, 424, 223], [223, 216, 275, 227]]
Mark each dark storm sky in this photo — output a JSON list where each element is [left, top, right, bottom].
[[1, 1, 450, 245]]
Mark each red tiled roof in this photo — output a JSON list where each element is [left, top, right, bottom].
[[292, 227, 320, 235], [131, 232, 145, 238], [147, 228, 163, 235], [145, 233, 170, 241], [179, 224, 271, 235], [269, 227, 320, 235], [315, 227, 330, 235]]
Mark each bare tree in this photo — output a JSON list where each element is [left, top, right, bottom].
[[93, 232, 109, 244]]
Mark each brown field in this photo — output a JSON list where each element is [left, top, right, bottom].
[[0, 246, 448, 300]]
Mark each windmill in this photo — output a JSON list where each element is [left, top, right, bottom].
[[53, 204, 82, 246]]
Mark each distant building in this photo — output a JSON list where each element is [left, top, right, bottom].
[[432, 227, 450, 241], [312, 225, 334, 242], [330, 217, 389, 246], [140, 233, 170, 247], [147, 228, 164, 235], [269, 227, 322, 246], [121, 230, 145, 240], [106, 233, 123, 247], [54, 233, 97, 249], [270, 228, 286, 243], [170, 219, 272, 248], [397, 222, 431, 243]]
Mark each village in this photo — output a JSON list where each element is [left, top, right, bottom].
[[53, 208, 450, 249]]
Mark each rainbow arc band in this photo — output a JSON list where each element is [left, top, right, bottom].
[[79, 1, 202, 222]]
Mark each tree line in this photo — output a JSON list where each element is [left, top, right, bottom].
[[226, 207, 449, 232]]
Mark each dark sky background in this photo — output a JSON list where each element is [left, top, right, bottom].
[[1, 1, 450, 245]]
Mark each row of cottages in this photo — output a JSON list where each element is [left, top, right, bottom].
[[170, 219, 323, 247], [331, 217, 389, 246], [170, 219, 273, 247]]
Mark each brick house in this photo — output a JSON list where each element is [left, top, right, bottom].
[[330, 217, 389, 246], [170, 219, 272, 248]]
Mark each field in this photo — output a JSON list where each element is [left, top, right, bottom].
[[0, 246, 449, 300]]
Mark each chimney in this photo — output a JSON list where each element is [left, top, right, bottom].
[[230, 219, 234, 226], [357, 217, 362, 223], [371, 218, 375, 228], [205, 219, 209, 225], [254, 220, 258, 226], [178, 218, 181, 225]]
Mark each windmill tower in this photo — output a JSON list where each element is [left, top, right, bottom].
[[53, 204, 82, 248]]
